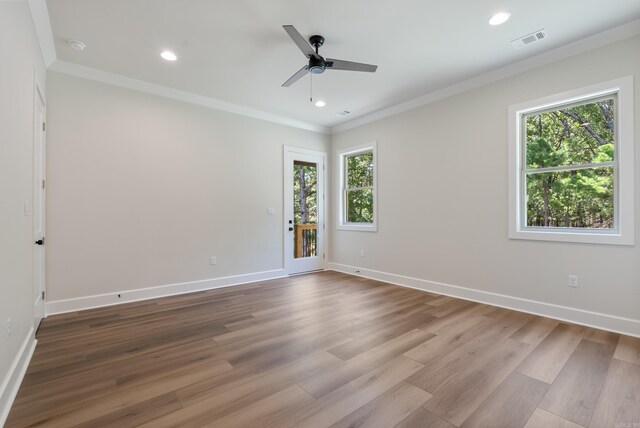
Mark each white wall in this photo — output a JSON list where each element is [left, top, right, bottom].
[[45, 72, 329, 303], [330, 35, 640, 332], [0, 0, 46, 420]]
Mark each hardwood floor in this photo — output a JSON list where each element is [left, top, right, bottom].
[[6, 271, 640, 427]]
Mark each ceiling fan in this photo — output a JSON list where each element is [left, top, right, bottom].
[[281, 25, 378, 87]]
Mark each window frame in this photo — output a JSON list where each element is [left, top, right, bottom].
[[337, 141, 378, 232], [508, 76, 634, 245]]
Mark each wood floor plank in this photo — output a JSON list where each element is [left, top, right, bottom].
[[330, 382, 432, 428], [175, 345, 342, 407], [408, 312, 531, 394], [197, 384, 314, 428], [71, 392, 182, 428], [150, 352, 341, 426], [539, 339, 616, 427], [460, 372, 549, 428], [264, 355, 425, 428], [300, 329, 434, 399], [581, 327, 620, 346], [421, 338, 533, 426], [395, 407, 456, 428], [588, 359, 640, 428], [510, 316, 559, 346], [329, 309, 435, 360], [517, 323, 584, 384], [524, 408, 585, 428], [403, 315, 495, 365], [613, 334, 640, 365], [423, 301, 494, 334]]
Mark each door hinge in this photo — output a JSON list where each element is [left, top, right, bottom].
[[42, 291, 45, 300], [42, 122, 46, 132], [323, 253, 325, 259], [42, 179, 45, 189]]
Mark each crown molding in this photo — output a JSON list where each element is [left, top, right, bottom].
[[331, 18, 640, 134], [27, 0, 56, 67], [49, 61, 330, 134]]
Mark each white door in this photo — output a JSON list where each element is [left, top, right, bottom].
[[33, 83, 46, 328], [284, 146, 326, 275]]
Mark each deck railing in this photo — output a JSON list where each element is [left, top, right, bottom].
[[294, 224, 317, 258]]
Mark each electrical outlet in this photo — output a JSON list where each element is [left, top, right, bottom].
[[568, 275, 579, 288], [210, 256, 217, 265], [6, 318, 11, 337], [360, 249, 365, 257]]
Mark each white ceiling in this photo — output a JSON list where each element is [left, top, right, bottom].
[[46, 0, 640, 130]]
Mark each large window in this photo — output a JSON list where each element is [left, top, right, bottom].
[[508, 77, 634, 245], [338, 142, 377, 231]]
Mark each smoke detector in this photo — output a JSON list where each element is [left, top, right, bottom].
[[67, 40, 86, 51], [511, 29, 546, 49]]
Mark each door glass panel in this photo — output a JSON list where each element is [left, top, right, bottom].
[[293, 160, 318, 258]]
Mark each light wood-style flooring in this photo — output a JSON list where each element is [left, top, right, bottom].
[[6, 271, 640, 427]]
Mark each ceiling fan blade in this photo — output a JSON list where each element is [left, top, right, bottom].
[[282, 66, 309, 87], [283, 25, 320, 59], [326, 59, 378, 73]]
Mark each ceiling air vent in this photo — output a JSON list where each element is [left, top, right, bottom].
[[511, 29, 546, 49], [337, 110, 351, 116]]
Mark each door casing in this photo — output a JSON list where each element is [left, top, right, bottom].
[[33, 78, 46, 327]]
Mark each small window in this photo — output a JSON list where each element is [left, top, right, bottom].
[[338, 142, 377, 231], [508, 77, 634, 245]]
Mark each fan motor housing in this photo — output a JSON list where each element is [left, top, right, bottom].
[[309, 56, 326, 74]]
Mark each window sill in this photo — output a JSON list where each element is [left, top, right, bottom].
[[337, 223, 378, 232], [509, 228, 634, 246]]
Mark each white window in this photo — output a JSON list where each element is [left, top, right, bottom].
[[337, 142, 377, 231], [508, 76, 634, 245]]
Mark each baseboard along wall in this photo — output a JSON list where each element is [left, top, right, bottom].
[[328, 263, 640, 338], [0, 328, 36, 427], [45, 269, 287, 315]]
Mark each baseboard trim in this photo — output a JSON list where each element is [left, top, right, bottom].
[[328, 263, 640, 338], [0, 328, 37, 426], [45, 269, 287, 315]]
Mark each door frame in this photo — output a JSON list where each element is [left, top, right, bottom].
[[283, 146, 327, 275], [33, 77, 46, 327]]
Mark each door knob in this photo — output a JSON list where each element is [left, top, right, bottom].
[[35, 238, 45, 246], [288, 227, 294, 231]]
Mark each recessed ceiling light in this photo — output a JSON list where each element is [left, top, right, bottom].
[[68, 40, 86, 51], [489, 12, 511, 26], [315, 100, 326, 107], [160, 50, 177, 61]]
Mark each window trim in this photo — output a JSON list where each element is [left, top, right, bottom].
[[337, 141, 378, 232], [508, 76, 634, 245]]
